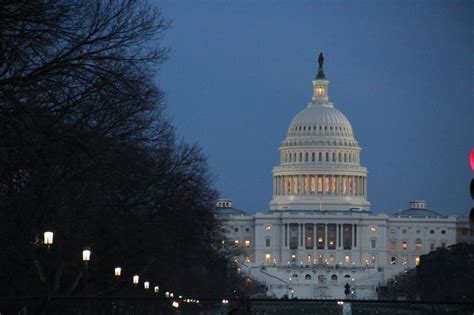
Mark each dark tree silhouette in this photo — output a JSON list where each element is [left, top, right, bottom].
[[0, 0, 263, 311]]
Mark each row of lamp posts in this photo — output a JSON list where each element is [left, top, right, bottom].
[[41, 231, 203, 309]]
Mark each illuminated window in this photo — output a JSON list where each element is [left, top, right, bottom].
[[415, 256, 420, 266], [344, 255, 350, 264], [328, 255, 335, 264], [234, 240, 239, 246], [310, 176, 316, 193], [370, 226, 377, 233], [349, 177, 353, 193], [244, 240, 251, 248], [317, 176, 322, 193], [304, 176, 309, 193], [291, 254, 297, 263], [287, 177, 291, 194], [401, 241, 408, 250], [306, 254, 312, 264], [317, 254, 324, 264], [415, 239, 422, 250], [342, 177, 347, 194], [264, 225, 272, 232], [331, 177, 336, 193], [265, 254, 271, 263], [324, 177, 329, 192]]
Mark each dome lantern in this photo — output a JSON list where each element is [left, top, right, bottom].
[[312, 52, 329, 103]]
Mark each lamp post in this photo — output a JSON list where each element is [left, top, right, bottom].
[[133, 275, 139, 287], [43, 231, 54, 250], [82, 249, 91, 295]]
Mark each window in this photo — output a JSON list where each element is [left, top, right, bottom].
[[343, 224, 352, 250], [324, 177, 329, 192], [310, 176, 316, 193], [318, 275, 325, 283], [317, 176, 323, 193], [371, 255, 376, 264], [389, 239, 396, 251], [234, 227, 239, 232], [344, 274, 351, 278], [328, 255, 335, 264], [401, 241, 408, 250], [402, 229, 407, 234], [318, 152, 322, 162], [415, 256, 420, 266], [331, 274, 338, 281], [391, 256, 396, 264], [264, 225, 272, 232], [416, 230, 420, 234], [289, 224, 298, 249], [344, 255, 351, 264], [430, 242, 435, 251], [338, 153, 341, 162], [291, 254, 297, 263], [371, 239, 376, 249], [415, 239, 422, 250], [244, 240, 251, 248], [430, 229, 434, 234], [245, 227, 250, 232], [312, 152, 315, 162], [441, 241, 446, 248], [325, 152, 329, 161], [317, 254, 324, 264], [305, 152, 308, 162], [306, 254, 312, 264], [245, 256, 250, 263], [316, 224, 325, 249], [441, 230, 446, 235], [332, 152, 336, 162], [265, 254, 271, 263], [305, 274, 312, 280], [299, 152, 302, 162], [305, 223, 314, 249], [265, 238, 271, 247], [234, 240, 239, 246], [327, 224, 336, 249]]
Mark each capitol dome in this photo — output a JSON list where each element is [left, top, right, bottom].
[[270, 53, 371, 211]]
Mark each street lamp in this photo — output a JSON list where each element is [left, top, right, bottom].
[[43, 231, 54, 248], [133, 275, 139, 287], [82, 249, 91, 295], [144, 281, 150, 290], [114, 267, 121, 278]]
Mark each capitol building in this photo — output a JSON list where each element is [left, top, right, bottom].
[[216, 54, 473, 299]]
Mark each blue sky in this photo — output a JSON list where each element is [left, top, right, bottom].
[[156, 0, 473, 215]]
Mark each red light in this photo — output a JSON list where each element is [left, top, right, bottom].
[[471, 149, 474, 171]]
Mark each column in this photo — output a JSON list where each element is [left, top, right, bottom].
[[324, 224, 328, 250], [273, 177, 276, 195], [300, 175, 304, 195], [322, 175, 326, 195]]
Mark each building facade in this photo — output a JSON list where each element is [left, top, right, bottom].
[[216, 55, 469, 299]]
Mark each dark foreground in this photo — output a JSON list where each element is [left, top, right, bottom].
[[1, 298, 473, 315]]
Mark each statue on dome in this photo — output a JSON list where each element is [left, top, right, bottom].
[[316, 52, 326, 79], [318, 52, 324, 68]]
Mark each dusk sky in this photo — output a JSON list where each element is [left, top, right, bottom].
[[157, 0, 472, 215]]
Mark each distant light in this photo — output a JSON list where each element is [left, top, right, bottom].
[[82, 249, 91, 262], [144, 281, 150, 289], [133, 275, 139, 285], [170, 293, 174, 298], [470, 149, 474, 171], [154, 286, 159, 293], [165, 292, 170, 298], [114, 267, 121, 277], [44, 231, 54, 246], [172, 301, 179, 308]]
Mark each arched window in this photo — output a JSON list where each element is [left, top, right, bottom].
[[338, 152, 341, 162], [305, 274, 312, 280], [305, 152, 308, 162], [312, 152, 315, 162], [331, 274, 337, 281], [299, 152, 302, 162], [292, 274, 298, 278], [344, 153, 347, 162], [325, 152, 329, 161], [332, 152, 336, 162], [318, 152, 322, 162], [344, 274, 351, 278], [289, 153, 292, 162], [415, 239, 422, 250], [402, 240, 408, 250]]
